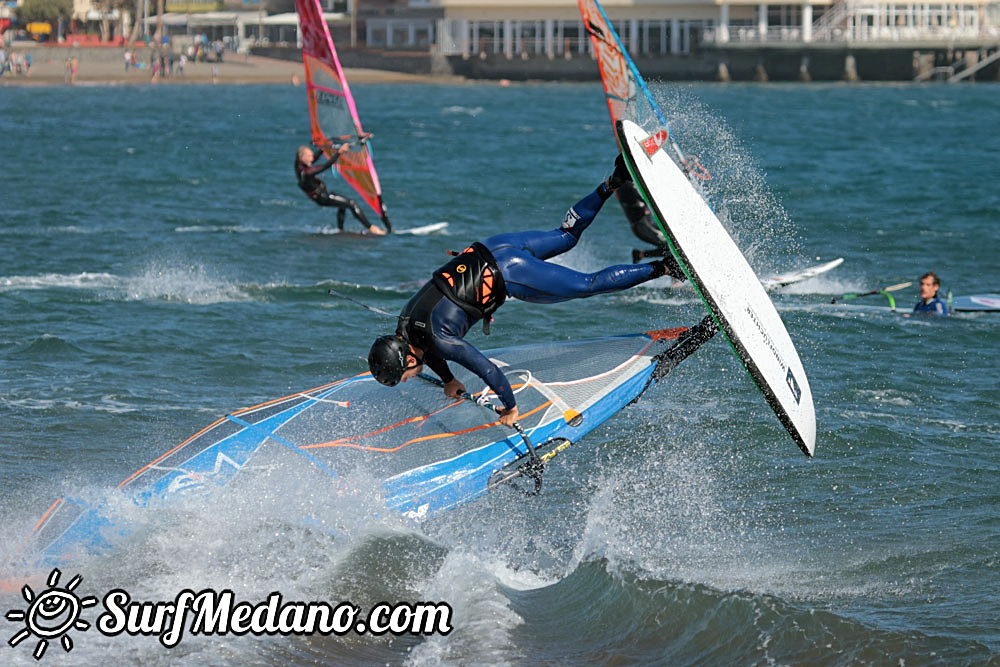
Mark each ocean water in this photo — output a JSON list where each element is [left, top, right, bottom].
[[1, 81, 998, 664]]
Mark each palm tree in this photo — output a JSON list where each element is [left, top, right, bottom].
[[125, 0, 163, 47], [125, 0, 144, 46]]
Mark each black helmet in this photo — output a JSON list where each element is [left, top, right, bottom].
[[368, 335, 409, 386]]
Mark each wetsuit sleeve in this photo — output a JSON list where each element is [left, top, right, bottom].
[[596, 181, 616, 201], [560, 187, 608, 241], [421, 348, 455, 385], [579, 187, 610, 215], [300, 153, 337, 176], [436, 336, 517, 410]]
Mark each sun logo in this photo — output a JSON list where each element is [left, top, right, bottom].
[[5, 568, 97, 660]]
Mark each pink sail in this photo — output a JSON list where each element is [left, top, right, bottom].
[[295, 0, 389, 225]]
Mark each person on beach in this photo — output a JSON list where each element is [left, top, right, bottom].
[[913, 271, 949, 316], [295, 144, 387, 235], [367, 155, 686, 427]]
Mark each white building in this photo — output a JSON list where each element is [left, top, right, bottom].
[[11, 0, 996, 55], [362, 0, 1000, 55]]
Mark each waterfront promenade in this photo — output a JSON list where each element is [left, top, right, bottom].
[[0, 52, 457, 86], [3, 42, 996, 84]]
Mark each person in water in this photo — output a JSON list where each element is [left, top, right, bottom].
[[913, 271, 949, 316], [367, 155, 686, 427], [295, 144, 387, 235]]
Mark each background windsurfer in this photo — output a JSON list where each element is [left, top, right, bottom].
[[295, 144, 388, 235], [368, 155, 685, 427]]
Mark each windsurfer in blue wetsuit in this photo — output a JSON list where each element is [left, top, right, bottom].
[[295, 144, 388, 235], [913, 271, 949, 316], [368, 156, 685, 427]]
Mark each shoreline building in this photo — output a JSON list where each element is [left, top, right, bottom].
[[242, 0, 999, 81], [367, 0, 999, 51], [360, 0, 1000, 80], [5, 0, 998, 80]]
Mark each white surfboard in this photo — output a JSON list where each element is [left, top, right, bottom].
[[618, 119, 816, 456], [395, 222, 449, 236], [760, 257, 845, 291], [950, 294, 1000, 312]]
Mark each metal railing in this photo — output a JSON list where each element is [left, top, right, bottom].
[[811, 1, 852, 41], [949, 45, 1000, 80], [704, 1, 1000, 44]]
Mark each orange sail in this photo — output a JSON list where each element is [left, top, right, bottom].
[[578, 0, 651, 131], [579, 0, 710, 182]]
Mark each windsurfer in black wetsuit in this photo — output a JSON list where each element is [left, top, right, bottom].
[[295, 144, 388, 235], [616, 181, 672, 265]]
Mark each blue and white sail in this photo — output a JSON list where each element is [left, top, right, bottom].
[[21, 325, 712, 567]]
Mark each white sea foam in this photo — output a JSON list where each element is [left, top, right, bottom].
[[856, 389, 914, 407], [0, 458, 425, 663], [0, 272, 119, 291], [407, 550, 527, 665], [2, 396, 133, 414], [441, 105, 484, 117], [0, 263, 251, 305], [121, 262, 250, 304], [774, 275, 865, 296], [645, 85, 800, 272]]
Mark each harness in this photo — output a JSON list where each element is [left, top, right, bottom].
[[432, 242, 507, 335], [396, 242, 508, 345], [296, 160, 318, 195], [296, 156, 332, 196]]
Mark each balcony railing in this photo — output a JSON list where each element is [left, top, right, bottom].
[[703, 1, 1000, 45]]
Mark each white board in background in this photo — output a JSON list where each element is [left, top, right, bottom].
[[951, 294, 1000, 312], [761, 257, 845, 291], [395, 222, 449, 236]]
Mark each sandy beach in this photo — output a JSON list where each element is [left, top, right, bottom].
[[0, 52, 463, 86]]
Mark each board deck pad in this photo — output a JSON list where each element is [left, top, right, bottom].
[[617, 119, 816, 456]]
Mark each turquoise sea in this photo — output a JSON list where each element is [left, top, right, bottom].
[[1, 81, 998, 664]]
